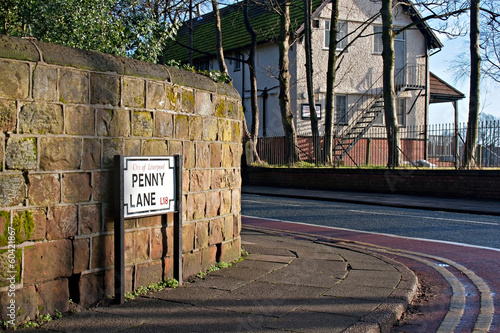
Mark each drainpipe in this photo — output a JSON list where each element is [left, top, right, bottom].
[[262, 87, 268, 137]]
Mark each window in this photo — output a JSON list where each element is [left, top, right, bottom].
[[374, 25, 382, 54], [397, 98, 406, 126], [335, 95, 347, 124], [196, 60, 210, 71], [325, 20, 347, 50], [234, 54, 242, 72], [313, 19, 319, 28]]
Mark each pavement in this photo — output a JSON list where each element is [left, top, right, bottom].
[[14, 186, 498, 333]]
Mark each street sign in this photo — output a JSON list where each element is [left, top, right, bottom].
[[114, 155, 183, 304], [122, 156, 176, 218]]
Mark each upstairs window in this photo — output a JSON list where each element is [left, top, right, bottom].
[[335, 95, 347, 125], [234, 54, 242, 72], [397, 98, 406, 126], [374, 25, 383, 54], [324, 20, 347, 50]]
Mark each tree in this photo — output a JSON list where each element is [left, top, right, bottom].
[[0, 0, 181, 63], [243, 0, 263, 163], [381, 0, 400, 168], [278, 0, 300, 163], [324, 0, 340, 164], [463, 0, 481, 168], [211, 0, 229, 75], [303, 0, 321, 163]]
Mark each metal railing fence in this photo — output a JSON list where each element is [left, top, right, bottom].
[[253, 121, 500, 168]]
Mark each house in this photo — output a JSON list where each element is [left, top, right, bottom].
[[164, 0, 464, 165]]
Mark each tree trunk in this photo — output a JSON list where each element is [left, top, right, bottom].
[[381, 0, 399, 168], [243, 0, 261, 163], [463, 0, 481, 169], [324, 0, 339, 165], [304, 0, 321, 163], [279, 0, 300, 164], [212, 0, 229, 75]]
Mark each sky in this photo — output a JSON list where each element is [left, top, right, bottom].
[[428, 35, 500, 125]]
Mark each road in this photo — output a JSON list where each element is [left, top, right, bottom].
[[242, 193, 500, 249], [241, 193, 500, 332]]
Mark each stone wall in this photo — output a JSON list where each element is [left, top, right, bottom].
[[243, 167, 500, 201], [0, 35, 242, 322]]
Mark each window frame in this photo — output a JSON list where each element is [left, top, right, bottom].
[[397, 98, 406, 127], [373, 25, 383, 54], [233, 54, 242, 72], [335, 95, 348, 125], [324, 20, 348, 51]]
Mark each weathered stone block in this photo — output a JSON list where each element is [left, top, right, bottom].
[[82, 139, 101, 170], [0, 247, 21, 287], [59, 69, 89, 104], [5, 137, 37, 170], [183, 141, 195, 169], [104, 266, 134, 296], [28, 173, 61, 206], [190, 169, 211, 192], [138, 215, 162, 228], [154, 111, 173, 138], [37, 278, 70, 315], [163, 256, 174, 279], [195, 221, 209, 250], [220, 190, 232, 215], [196, 142, 210, 169], [232, 190, 241, 214], [135, 261, 163, 288], [79, 272, 105, 307], [182, 251, 201, 279], [212, 169, 226, 189], [125, 229, 149, 264], [62, 173, 92, 203], [206, 191, 221, 218], [0, 99, 16, 133], [46, 205, 78, 240], [93, 171, 112, 202], [73, 238, 90, 274], [133, 111, 153, 137], [187, 193, 206, 221], [40, 137, 81, 170], [147, 81, 166, 110], [151, 227, 168, 260], [33, 65, 58, 101], [122, 139, 139, 157], [96, 109, 131, 137], [189, 116, 202, 140], [182, 222, 195, 253], [222, 143, 234, 168], [0, 60, 29, 99], [0, 285, 37, 323], [210, 143, 222, 168], [223, 215, 234, 241], [31, 208, 47, 241], [233, 214, 241, 238], [102, 139, 123, 167], [195, 91, 213, 116], [0, 174, 26, 207], [168, 140, 183, 156], [91, 234, 114, 269], [65, 105, 94, 135], [24, 239, 72, 283], [209, 218, 223, 245], [220, 237, 241, 263], [201, 246, 217, 272], [80, 204, 101, 234], [165, 84, 179, 110], [203, 118, 218, 142], [90, 73, 120, 106], [219, 119, 232, 143], [123, 77, 145, 108], [180, 88, 195, 113], [143, 139, 168, 156], [174, 114, 189, 140]]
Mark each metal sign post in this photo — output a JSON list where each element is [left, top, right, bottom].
[[114, 155, 182, 304]]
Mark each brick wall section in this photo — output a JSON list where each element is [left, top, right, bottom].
[[0, 35, 242, 321], [244, 167, 500, 200]]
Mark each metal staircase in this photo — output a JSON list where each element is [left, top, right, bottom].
[[332, 63, 426, 165]]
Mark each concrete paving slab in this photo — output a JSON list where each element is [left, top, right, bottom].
[[263, 310, 360, 333], [300, 295, 384, 317]]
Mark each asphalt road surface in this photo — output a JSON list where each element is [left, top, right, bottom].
[[241, 193, 500, 332], [241, 193, 500, 249]]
